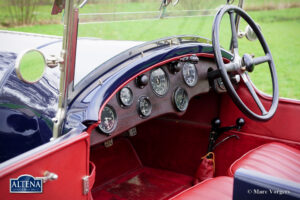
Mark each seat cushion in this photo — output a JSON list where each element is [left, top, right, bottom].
[[170, 176, 233, 200], [228, 142, 300, 183]]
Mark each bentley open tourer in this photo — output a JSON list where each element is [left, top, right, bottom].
[[0, 0, 300, 199]]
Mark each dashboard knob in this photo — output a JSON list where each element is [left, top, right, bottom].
[[236, 118, 245, 129], [136, 74, 149, 88], [172, 62, 182, 73], [211, 118, 221, 131], [190, 55, 199, 63]]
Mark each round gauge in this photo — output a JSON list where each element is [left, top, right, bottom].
[[98, 105, 117, 135], [138, 96, 152, 118], [182, 62, 198, 87], [119, 87, 133, 107], [150, 68, 169, 96], [173, 87, 189, 112]]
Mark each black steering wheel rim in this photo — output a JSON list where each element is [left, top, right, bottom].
[[212, 5, 279, 121]]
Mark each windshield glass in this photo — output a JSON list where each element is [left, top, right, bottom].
[[74, 0, 300, 100], [74, 0, 237, 85]]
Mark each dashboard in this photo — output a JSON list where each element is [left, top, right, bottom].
[[90, 54, 218, 145]]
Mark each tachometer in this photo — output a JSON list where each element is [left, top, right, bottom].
[[150, 68, 169, 96], [138, 96, 152, 118], [119, 87, 133, 107], [182, 62, 198, 87], [173, 87, 189, 112], [98, 105, 117, 135]]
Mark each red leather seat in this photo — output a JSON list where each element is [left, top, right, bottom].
[[228, 142, 300, 183], [170, 176, 233, 200]]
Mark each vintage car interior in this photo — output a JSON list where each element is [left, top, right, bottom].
[[0, 0, 300, 199], [79, 5, 299, 200]]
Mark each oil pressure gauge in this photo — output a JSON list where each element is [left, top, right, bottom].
[[119, 87, 133, 107], [138, 96, 152, 118], [173, 87, 189, 112], [98, 105, 117, 135]]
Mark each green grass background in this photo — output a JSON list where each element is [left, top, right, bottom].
[[1, 1, 299, 99]]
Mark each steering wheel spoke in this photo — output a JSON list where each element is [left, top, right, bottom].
[[229, 11, 238, 50], [240, 73, 267, 115]]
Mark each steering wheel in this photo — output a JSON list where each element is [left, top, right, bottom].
[[212, 5, 279, 121]]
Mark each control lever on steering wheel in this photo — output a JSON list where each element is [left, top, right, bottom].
[[207, 117, 245, 154]]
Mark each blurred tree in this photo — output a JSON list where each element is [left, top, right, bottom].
[[7, 0, 38, 25]]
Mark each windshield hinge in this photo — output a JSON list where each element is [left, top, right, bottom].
[[46, 55, 64, 68]]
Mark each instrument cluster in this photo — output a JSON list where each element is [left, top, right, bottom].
[[94, 54, 215, 141]]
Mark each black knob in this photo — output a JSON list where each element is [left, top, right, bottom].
[[211, 118, 221, 131], [136, 74, 148, 88], [236, 118, 245, 127], [236, 118, 245, 131], [172, 62, 182, 73], [190, 55, 199, 63]]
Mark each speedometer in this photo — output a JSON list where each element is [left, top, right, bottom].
[[182, 62, 198, 87], [150, 68, 169, 96], [98, 105, 117, 135]]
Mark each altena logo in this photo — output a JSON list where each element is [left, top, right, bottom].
[[10, 174, 43, 193]]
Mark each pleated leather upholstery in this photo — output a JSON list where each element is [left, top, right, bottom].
[[228, 142, 300, 183], [170, 176, 233, 200]]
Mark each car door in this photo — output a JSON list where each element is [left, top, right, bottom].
[[0, 131, 91, 200]]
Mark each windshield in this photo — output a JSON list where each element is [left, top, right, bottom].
[[73, 0, 300, 100], [74, 0, 237, 85]]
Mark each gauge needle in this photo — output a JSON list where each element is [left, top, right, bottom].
[[104, 117, 112, 125], [156, 78, 160, 84]]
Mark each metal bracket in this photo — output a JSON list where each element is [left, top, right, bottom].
[[128, 127, 137, 137], [46, 55, 64, 68], [104, 139, 113, 148], [82, 176, 89, 195]]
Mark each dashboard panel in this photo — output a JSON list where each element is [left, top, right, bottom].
[[90, 55, 217, 145]]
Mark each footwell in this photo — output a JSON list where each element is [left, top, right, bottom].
[[90, 138, 193, 200], [92, 167, 193, 200]]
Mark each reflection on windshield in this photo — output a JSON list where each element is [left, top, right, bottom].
[[77, 0, 233, 40], [74, 0, 237, 86]]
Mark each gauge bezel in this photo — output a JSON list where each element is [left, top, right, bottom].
[[173, 87, 189, 112], [150, 67, 169, 97], [182, 62, 198, 87], [118, 86, 134, 108], [137, 96, 152, 118], [98, 104, 118, 135]]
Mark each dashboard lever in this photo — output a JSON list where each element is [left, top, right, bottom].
[[213, 134, 240, 150], [207, 117, 245, 153]]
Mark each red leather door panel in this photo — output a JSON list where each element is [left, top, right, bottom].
[[0, 132, 90, 200], [220, 84, 300, 143]]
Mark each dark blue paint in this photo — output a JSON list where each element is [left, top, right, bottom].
[[0, 51, 58, 163]]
